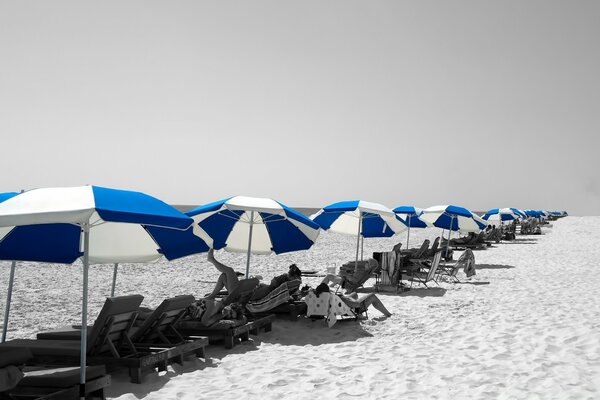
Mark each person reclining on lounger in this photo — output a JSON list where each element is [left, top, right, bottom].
[[206, 248, 302, 300], [200, 249, 302, 326], [444, 231, 476, 246]]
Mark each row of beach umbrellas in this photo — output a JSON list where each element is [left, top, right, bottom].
[[0, 185, 558, 389]]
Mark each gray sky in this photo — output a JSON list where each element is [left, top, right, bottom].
[[1, 1, 598, 215]]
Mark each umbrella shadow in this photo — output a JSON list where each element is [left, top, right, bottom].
[[477, 263, 516, 269], [258, 317, 373, 346]]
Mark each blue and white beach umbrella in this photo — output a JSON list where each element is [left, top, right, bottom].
[[420, 205, 487, 258], [0, 185, 193, 386], [420, 205, 487, 233], [312, 200, 407, 265], [393, 205, 430, 249], [482, 208, 521, 226], [524, 209, 543, 218], [186, 196, 321, 278], [510, 208, 527, 219]]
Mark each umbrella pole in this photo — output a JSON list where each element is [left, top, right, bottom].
[[80, 224, 90, 396], [355, 212, 362, 268], [361, 236, 364, 261], [2, 261, 16, 343], [406, 215, 411, 249], [245, 211, 254, 279], [444, 216, 454, 261], [110, 263, 118, 297]]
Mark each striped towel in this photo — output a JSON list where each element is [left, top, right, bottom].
[[246, 280, 300, 314]]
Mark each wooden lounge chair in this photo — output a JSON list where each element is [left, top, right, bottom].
[[0, 295, 181, 384], [128, 295, 208, 363], [0, 346, 110, 399], [177, 279, 275, 349], [36, 295, 208, 376]]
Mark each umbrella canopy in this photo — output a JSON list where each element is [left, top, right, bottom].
[[482, 208, 521, 225], [0, 185, 193, 387], [420, 205, 487, 233], [186, 196, 320, 277], [312, 200, 407, 237], [420, 205, 487, 260], [312, 200, 407, 266], [393, 206, 430, 228], [510, 208, 527, 219], [0, 186, 193, 264], [524, 209, 543, 218], [393, 205, 430, 249]]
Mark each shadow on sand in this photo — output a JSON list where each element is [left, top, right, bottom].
[[399, 287, 447, 297], [258, 317, 373, 347], [477, 263, 516, 269]]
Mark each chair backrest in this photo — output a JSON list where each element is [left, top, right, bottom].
[[412, 239, 430, 259], [130, 295, 195, 344], [427, 237, 440, 257], [87, 295, 144, 356], [475, 231, 485, 243], [344, 259, 378, 292], [222, 278, 260, 306], [425, 251, 443, 282]]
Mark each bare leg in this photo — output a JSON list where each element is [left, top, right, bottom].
[[206, 273, 227, 299], [360, 294, 392, 317], [207, 248, 240, 293]]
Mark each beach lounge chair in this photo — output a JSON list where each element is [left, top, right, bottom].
[[36, 295, 208, 364], [401, 239, 430, 259], [127, 295, 208, 363], [177, 279, 275, 349], [305, 291, 359, 327], [337, 258, 380, 293], [423, 237, 440, 258], [304, 290, 388, 327], [245, 279, 304, 319], [0, 345, 110, 400], [436, 249, 475, 282], [0, 295, 181, 384], [403, 250, 443, 289]]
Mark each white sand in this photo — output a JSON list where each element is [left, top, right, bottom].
[[2, 217, 600, 399]]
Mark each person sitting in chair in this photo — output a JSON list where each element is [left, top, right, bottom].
[[339, 292, 392, 317]]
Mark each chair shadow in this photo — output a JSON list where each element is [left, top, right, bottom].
[[399, 287, 447, 297], [105, 352, 217, 398], [476, 263, 516, 269]]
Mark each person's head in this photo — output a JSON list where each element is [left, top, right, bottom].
[[287, 263, 302, 280]]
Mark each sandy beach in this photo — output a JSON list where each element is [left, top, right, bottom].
[[1, 216, 599, 399]]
